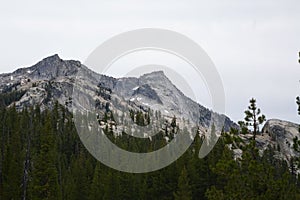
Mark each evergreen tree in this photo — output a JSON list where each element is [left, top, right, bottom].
[[174, 166, 192, 200], [2, 106, 24, 199], [30, 110, 59, 200], [241, 98, 266, 140], [296, 96, 300, 132], [89, 162, 104, 199], [0, 102, 300, 200]]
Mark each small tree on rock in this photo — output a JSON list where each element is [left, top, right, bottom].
[[241, 98, 266, 141]]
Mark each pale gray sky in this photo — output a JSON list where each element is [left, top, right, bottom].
[[1, 0, 300, 124]]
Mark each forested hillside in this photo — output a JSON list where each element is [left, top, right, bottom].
[[1, 102, 300, 199]]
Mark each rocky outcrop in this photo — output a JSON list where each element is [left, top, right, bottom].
[[231, 119, 300, 162], [262, 119, 300, 160], [28, 54, 81, 80]]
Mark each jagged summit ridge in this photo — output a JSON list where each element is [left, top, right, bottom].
[[140, 70, 168, 79], [28, 54, 81, 80], [4, 54, 82, 82], [0, 55, 237, 132], [41, 54, 61, 62]]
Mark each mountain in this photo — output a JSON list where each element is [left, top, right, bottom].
[[2, 55, 300, 199], [2, 54, 299, 163], [0, 55, 80, 110], [0, 54, 237, 134]]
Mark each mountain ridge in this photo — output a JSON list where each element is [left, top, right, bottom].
[[0, 54, 238, 131], [3, 54, 296, 136], [1, 54, 300, 166]]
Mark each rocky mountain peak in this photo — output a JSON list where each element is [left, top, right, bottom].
[[43, 54, 61, 62], [142, 70, 165, 76], [140, 70, 169, 81], [0, 55, 238, 133], [28, 54, 81, 80]]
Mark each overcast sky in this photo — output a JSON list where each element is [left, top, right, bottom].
[[1, 0, 300, 124]]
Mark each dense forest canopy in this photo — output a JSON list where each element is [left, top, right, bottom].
[[0, 100, 300, 200]]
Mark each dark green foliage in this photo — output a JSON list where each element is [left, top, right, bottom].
[[296, 96, 300, 132], [297, 96, 300, 115], [0, 105, 299, 200], [29, 110, 59, 199], [239, 98, 266, 140], [129, 109, 151, 126], [43, 81, 54, 104], [1, 106, 24, 199], [292, 97, 300, 170], [1, 82, 21, 93], [206, 142, 300, 200], [174, 166, 192, 200], [293, 136, 300, 152], [96, 83, 112, 101], [0, 90, 26, 108]]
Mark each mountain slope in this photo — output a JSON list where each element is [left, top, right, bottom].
[[1, 54, 300, 168], [0, 54, 237, 134]]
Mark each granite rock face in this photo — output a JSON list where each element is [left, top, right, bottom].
[[262, 119, 300, 160], [230, 119, 300, 163], [27, 54, 81, 80], [0, 54, 237, 132]]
